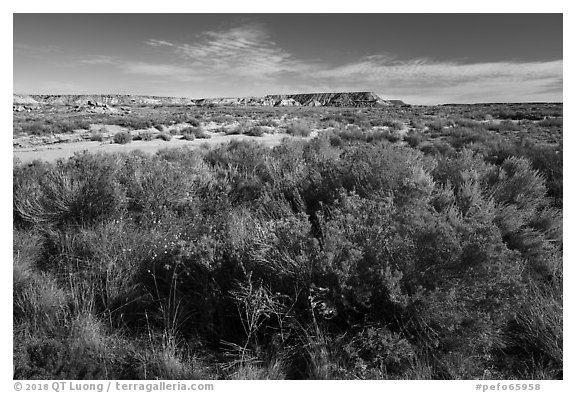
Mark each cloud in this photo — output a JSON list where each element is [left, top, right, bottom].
[[79, 55, 117, 65], [14, 43, 61, 56], [314, 55, 562, 85], [145, 39, 175, 48], [305, 56, 562, 103], [149, 23, 308, 77]]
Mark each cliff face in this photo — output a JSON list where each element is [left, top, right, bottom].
[[23, 95, 195, 106], [265, 92, 400, 107], [14, 92, 406, 108]]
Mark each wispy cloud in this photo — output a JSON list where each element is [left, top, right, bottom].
[[314, 56, 562, 86], [308, 56, 562, 102], [14, 43, 61, 56], [146, 23, 308, 77], [79, 55, 117, 65], [145, 39, 174, 48]]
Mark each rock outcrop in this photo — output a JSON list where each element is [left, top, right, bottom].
[[265, 92, 401, 107], [13, 95, 39, 105], [14, 92, 407, 108]]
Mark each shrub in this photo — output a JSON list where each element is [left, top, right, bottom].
[[370, 118, 404, 130], [226, 123, 248, 135], [245, 126, 265, 137], [12, 117, 563, 380], [426, 118, 455, 132], [366, 129, 401, 143], [285, 121, 312, 137], [90, 132, 104, 142], [21, 122, 51, 135], [14, 154, 127, 227], [257, 119, 279, 127], [334, 125, 365, 141], [503, 280, 562, 379], [157, 132, 172, 141], [404, 131, 423, 147], [113, 117, 155, 130], [443, 127, 488, 149], [487, 120, 521, 132], [329, 133, 343, 147], [187, 118, 201, 127], [136, 130, 154, 141], [454, 118, 481, 128], [538, 118, 562, 128], [181, 126, 211, 139], [113, 131, 132, 144], [18, 119, 91, 136], [409, 118, 426, 130]]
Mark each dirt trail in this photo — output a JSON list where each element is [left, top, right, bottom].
[[13, 132, 316, 164]]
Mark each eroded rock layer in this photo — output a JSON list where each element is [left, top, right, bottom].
[[14, 92, 406, 108]]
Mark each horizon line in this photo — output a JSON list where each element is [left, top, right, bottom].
[[13, 92, 564, 106]]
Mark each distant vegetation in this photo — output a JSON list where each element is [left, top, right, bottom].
[[13, 103, 562, 379], [181, 126, 211, 140], [113, 131, 132, 144]]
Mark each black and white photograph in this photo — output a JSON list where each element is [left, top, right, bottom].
[[9, 7, 566, 387]]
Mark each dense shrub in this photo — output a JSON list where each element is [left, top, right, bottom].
[[112, 117, 160, 130], [19, 119, 92, 135], [13, 105, 563, 380]]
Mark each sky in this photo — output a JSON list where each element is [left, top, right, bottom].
[[13, 14, 563, 104]]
